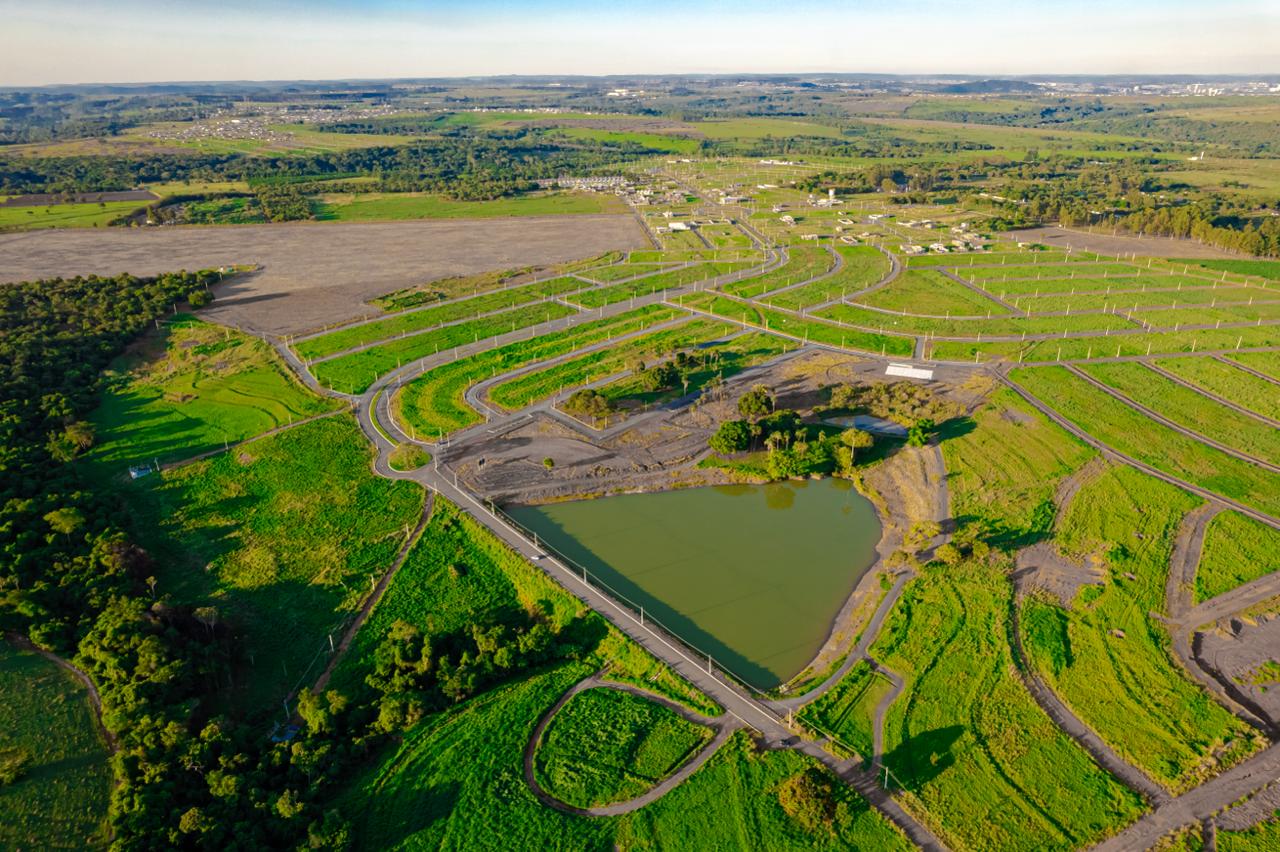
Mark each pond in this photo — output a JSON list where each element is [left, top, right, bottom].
[[507, 478, 882, 689]]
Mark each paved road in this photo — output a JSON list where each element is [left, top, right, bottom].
[[522, 673, 741, 817]]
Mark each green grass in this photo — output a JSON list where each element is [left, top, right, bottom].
[[1016, 285, 1259, 314], [960, 263, 1142, 282], [1194, 511, 1280, 604], [904, 250, 1091, 268], [1080, 362, 1280, 466], [534, 687, 713, 808], [764, 246, 892, 310], [311, 301, 577, 394], [488, 318, 732, 410], [1227, 351, 1280, 381], [117, 415, 424, 712], [0, 643, 111, 850], [83, 316, 339, 476], [296, 277, 585, 361], [797, 660, 892, 759], [678, 291, 914, 357], [1179, 259, 1280, 281], [565, 262, 753, 308], [0, 200, 142, 229], [997, 274, 1218, 298], [860, 390, 1143, 851], [579, 262, 681, 283], [395, 305, 679, 439], [597, 331, 790, 410], [935, 324, 1280, 363], [1023, 465, 1261, 790], [1010, 366, 1280, 517], [872, 559, 1146, 851], [556, 126, 702, 155], [819, 300, 1138, 338], [857, 269, 1008, 316], [721, 245, 835, 299], [1218, 817, 1280, 852], [315, 190, 622, 221], [387, 443, 431, 471]]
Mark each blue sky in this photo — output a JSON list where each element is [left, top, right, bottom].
[[0, 0, 1276, 86]]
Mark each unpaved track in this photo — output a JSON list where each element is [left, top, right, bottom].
[[1091, 742, 1280, 851], [0, 215, 647, 335], [522, 673, 740, 817]]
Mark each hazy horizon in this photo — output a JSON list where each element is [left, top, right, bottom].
[[1, 0, 1278, 87]]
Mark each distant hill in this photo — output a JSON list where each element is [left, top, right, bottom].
[[933, 79, 1042, 94]]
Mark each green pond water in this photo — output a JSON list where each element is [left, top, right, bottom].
[[507, 478, 882, 689]]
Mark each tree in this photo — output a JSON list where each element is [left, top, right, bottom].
[[934, 542, 963, 566], [188, 289, 213, 308], [542, 457, 555, 472], [709, 420, 751, 455], [905, 520, 942, 556], [738, 384, 774, 421], [44, 507, 85, 539], [907, 417, 935, 447]]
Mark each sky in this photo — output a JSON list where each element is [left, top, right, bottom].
[[0, 0, 1277, 86]]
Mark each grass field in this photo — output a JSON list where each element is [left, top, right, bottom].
[[395, 305, 680, 438], [904, 251, 1091, 268], [1080, 362, 1280, 466], [1194, 511, 1280, 604], [1227, 351, 1280, 381], [566, 262, 754, 308], [764, 246, 892, 310], [819, 299, 1136, 338], [118, 415, 424, 711], [597, 331, 790, 410], [679, 291, 915, 357], [578, 262, 681, 283], [797, 660, 892, 759], [84, 316, 339, 475], [311, 301, 577, 394], [0, 200, 142, 229], [0, 643, 111, 850], [1022, 465, 1260, 790], [856, 268, 1009, 316], [534, 687, 713, 808], [864, 391, 1142, 851], [556, 126, 702, 155], [1218, 816, 1280, 851], [296, 277, 585, 361], [933, 323, 1280, 363], [1011, 366, 1280, 517], [488, 318, 732, 410], [315, 190, 622, 221], [1181, 259, 1280, 280], [722, 245, 835, 299]]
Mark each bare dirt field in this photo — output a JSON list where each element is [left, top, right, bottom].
[[1007, 226, 1244, 260], [0, 215, 646, 334], [1197, 612, 1280, 727]]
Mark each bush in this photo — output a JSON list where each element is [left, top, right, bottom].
[[0, 748, 31, 785], [709, 420, 751, 455]]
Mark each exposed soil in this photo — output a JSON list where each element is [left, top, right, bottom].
[[1196, 612, 1280, 728], [0, 215, 647, 335], [1007, 225, 1244, 260], [1218, 781, 1280, 831]]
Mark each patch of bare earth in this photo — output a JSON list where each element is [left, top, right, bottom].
[[1195, 610, 1280, 727], [1007, 225, 1244, 260], [0, 215, 646, 335]]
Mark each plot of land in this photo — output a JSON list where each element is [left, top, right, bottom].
[[0, 215, 646, 335]]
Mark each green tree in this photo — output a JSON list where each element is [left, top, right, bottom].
[[738, 384, 774, 421], [709, 420, 751, 455]]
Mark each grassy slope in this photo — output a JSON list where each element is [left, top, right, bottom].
[[1026, 465, 1259, 790], [871, 389, 1143, 851], [118, 415, 424, 712], [1010, 366, 1280, 517], [1194, 511, 1280, 603], [1153, 357, 1279, 421], [533, 687, 713, 808], [84, 316, 338, 475], [315, 191, 622, 221], [0, 643, 111, 850]]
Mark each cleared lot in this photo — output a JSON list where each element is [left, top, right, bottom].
[[1007, 226, 1243, 260], [0, 215, 645, 334]]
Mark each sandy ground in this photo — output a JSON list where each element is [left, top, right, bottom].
[[1007, 226, 1243, 260], [0, 215, 646, 335]]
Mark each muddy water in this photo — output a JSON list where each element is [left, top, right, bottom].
[[508, 478, 881, 689]]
